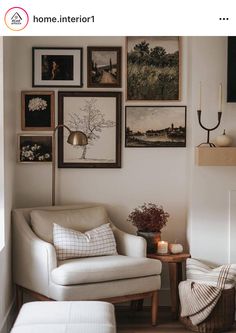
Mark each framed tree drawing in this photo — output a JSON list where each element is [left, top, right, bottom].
[[18, 134, 53, 163], [58, 91, 121, 168], [126, 36, 181, 101], [32, 47, 83, 87], [87, 47, 122, 87], [125, 106, 186, 147], [21, 91, 55, 130]]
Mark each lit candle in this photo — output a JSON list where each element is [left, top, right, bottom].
[[157, 241, 168, 254], [199, 82, 202, 110], [219, 83, 222, 112]]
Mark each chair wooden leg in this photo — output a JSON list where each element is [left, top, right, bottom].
[[16, 285, 23, 313], [151, 290, 158, 326]]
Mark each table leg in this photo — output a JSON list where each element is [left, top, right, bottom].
[[168, 262, 178, 320], [168, 262, 183, 320]]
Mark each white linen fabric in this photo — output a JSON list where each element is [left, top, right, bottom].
[[10, 301, 116, 333], [186, 258, 236, 288], [53, 223, 117, 260]]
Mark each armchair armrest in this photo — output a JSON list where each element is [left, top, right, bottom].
[[112, 225, 147, 257], [12, 210, 57, 297]]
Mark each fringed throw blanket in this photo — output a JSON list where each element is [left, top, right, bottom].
[[179, 265, 231, 325]]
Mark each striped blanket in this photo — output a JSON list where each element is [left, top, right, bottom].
[[179, 262, 232, 325], [186, 258, 236, 289]]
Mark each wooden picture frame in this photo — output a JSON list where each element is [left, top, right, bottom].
[[32, 47, 83, 87], [125, 106, 186, 147], [227, 37, 236, 102], [126, 37, 181, 101], [58, 91, 121, 168], [87, 47, 122, 88], [21, 91, 55, 131], [18, 134, 53, 163]]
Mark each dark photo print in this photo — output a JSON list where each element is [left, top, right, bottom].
[[21, 91, 54, 131], [41, 55, 74, 80]]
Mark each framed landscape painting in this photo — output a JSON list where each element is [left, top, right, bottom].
[[125, 106, 186, 147], [32, 47, 83, 87], [58, 91, 121, 168], [18, 134, 53, 163], [126, 36, 181, 100], [87, 47, 122, 87], [21, 91, 54, 130]]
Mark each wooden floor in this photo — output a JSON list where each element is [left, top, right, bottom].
[[116, 307, 236, 333]]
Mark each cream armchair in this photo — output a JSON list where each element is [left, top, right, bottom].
[[12, 205, 162, 325]]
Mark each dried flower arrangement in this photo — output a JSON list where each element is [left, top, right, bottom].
[[127, 203, 169, 232]]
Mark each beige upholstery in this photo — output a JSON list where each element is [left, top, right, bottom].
[[11, 301, 116, 333], [31, 206, 108, 243], [12, 205, 161, 310], [52, 255, 161, 285]]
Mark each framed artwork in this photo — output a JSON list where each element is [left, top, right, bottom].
[[125, 106, 186, 147], [32, 47, 83, 87], [18, 134, 53, 163], [21, 91, 55, 130], [227, 37, 236, 102], [58, 91, 121, 168], [87, 47, 122, 87], [126, 36, 181, 101]]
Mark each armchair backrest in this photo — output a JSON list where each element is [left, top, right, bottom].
[[13, 204, 109, 244]]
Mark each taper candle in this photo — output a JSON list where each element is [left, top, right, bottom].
[[199, 82, 202, 110], [219, 83, 222, 112]]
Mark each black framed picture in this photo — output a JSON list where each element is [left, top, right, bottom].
[[126, 36, 181, 100], [227, 37, 236, 102], [58, 91, 121, 168], [87, 47, 122, 87], [32, 47, 83, 87], [21, 91, 54, 130], [18, 134, 53, 163], [125, 106, 186, 147]]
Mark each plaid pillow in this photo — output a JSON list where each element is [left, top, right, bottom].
[[53, 223, 117, 260]]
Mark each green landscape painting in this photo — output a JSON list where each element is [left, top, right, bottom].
[[127, 37, 180, 100]]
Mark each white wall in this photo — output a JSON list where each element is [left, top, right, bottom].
[[0, 38, 16, 332], [188, 37, 236, 265]]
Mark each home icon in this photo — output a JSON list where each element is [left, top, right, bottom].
[[11, 12, 22, 25]]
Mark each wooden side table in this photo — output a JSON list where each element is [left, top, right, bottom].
[[148, 253, 191, 319]]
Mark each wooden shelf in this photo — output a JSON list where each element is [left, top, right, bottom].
[[195, 147, 236, 166]]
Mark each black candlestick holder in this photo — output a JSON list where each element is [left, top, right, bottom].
[[197, 110, 222, 147]]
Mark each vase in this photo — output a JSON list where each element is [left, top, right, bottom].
[[137, 231, 161, 254]]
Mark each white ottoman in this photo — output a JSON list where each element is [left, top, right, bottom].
[[11, 301, 116, 333]]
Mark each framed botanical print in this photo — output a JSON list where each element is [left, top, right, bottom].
[[126, 36, 181, 100], [18, 134, 53, 163], [32, 47, 83, 87], [58, 91, 121, 168], [125, 106, 186, 147], [21, 91, 54, 130], [87, 47, 122, 87]]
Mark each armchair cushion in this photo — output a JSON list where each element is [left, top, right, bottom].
[[51, 255, 162, 285], [30, 206, 108, 243], [53, 223, 117, 260]]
